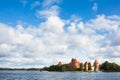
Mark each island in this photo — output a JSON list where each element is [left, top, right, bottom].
[[0, 58, 120, 72], [42, 58, 99, 72], [42, 58, 120, 72]]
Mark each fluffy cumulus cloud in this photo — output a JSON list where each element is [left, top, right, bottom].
[[0, 1, 120, 68], [0, 13, 120, 67], [37, 5, 59, 18]]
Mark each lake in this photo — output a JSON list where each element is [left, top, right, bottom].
[[0, 70, 120, 80]]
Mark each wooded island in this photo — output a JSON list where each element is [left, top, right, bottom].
[[0, 58, 120, 72], [42, 58, 120, 72]]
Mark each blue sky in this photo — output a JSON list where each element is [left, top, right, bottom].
[[0, 0, 120, 26], [0, 0, 120, 68]]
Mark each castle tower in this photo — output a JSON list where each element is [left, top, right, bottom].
[[71, 58, 80, 68], [58, 61, 62, 66], [66, 58, 80, 70], [93, 60, 99, 71], [84, 61, 88, 71]]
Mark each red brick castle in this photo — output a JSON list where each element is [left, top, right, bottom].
[[58, 58, 99, 71]]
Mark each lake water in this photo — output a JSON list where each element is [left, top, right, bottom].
[[0, 70, 120, 80]]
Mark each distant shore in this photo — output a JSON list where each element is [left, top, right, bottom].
[[0, 68, 41, 71]]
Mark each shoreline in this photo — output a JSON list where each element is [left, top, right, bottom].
[[0, 69, 120, 72]]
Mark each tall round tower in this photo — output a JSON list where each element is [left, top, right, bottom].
[[94, 60, 99, 71]]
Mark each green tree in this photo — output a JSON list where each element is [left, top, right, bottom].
[[60, 65, 66, 72], [88, 62, 92, 71], [100, 61, 120, 72], [48, 65, 59, 71], [80, 63, 83, 71]]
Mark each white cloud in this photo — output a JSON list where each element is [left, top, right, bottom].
[[92, 3, 98, 12], [68, 23, 78, 33], [70, 15, 82, 22], [37, 5, 59, 18], [86, 15, 120, 31], [39, 16, 65, 33], [31, 1, 40, 9], [0, 14, 120, 68], [108, 29, 120, 46], [42, 0, 61, 7]]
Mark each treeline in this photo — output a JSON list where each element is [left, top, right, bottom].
[[0, 68, 42, 71], [100, 61, 120, 72], [42, 65, 67, 72]]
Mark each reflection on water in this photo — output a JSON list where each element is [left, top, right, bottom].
[[0, 70, 120, 80]]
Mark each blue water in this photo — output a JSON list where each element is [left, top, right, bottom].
[[0, 70, 120, 80]]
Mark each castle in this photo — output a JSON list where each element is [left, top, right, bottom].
[[58, 58, 99, 71]]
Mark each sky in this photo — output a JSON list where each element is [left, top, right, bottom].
[[0, 0, 120, 68]]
